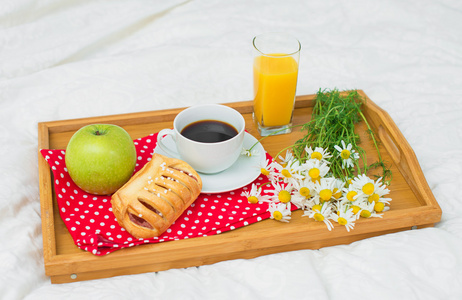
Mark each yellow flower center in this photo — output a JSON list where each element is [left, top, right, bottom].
[[346, 191, 358, 201], [362, 183, 375, 195], [281, 169, 292, 178], [273, 211, 283, 220], [333, 188, 342, 199], [311, 176, 321, 183], [341, 149, 351, 159], [319, 189, 332, 202], [261, 168, 270, 176], [351, 205, 361, 214], [308, 168, 320, 179], [299, 187, 310, 197], [313, 213, 324, 222], [360, 210, 371, 218], [278, 190, 291, 203], [312, 204, 322, 212], [311, 151, 323, 160], [248, 196, 259, 204], [337, 217, 348, 225], [374, 202, 385, 212], [368, 193, 380, 203]]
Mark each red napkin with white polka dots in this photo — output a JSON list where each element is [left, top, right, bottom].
[[40, 133, 273, 256]]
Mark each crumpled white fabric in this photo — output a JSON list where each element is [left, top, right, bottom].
[[1, 0, 462, 299]]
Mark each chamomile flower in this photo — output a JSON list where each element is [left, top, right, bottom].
[[256, 137, 392, 230], [278, 151, 294, 168], [312, 177, 335, 203], [358, 201, 383, 219], [330, 206, 356, 232], [349, 204, 362, 215], [331, 178, 345, 200], [370, 187, 392, 213], [241, 147, 260, 157], [305, 146, 333, 164], [241, 183, 269, 204], [301, 159, 330, 183], [369, 180, 391, 204], [351, 174, 375, 196], [268, 202, 291, 223], [258, 158, 276, 177], [266, 180, 293, 204], [351, 175, 392, 206], [291, 178, 316, 209], [341, 184, 364, 202], [334, 140, 360, 169], [373, 199, 391, 213], [272, 160, 303, 184], [303, 202, 334, 231]]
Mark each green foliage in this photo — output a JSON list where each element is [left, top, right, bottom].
[[248, 88, 393, 185], [290, 88, 392, 184]]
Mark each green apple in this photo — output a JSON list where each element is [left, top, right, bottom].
[[65, 124, 137, 195]]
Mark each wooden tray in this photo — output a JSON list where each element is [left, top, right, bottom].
[[38, 90, 441, 284]]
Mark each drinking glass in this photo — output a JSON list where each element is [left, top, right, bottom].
[[252, 32, 301, 136]]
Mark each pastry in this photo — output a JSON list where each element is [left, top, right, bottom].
[[111, 153, 202, 239]]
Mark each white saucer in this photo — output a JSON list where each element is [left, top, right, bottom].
[[154, 132, 266, 194]]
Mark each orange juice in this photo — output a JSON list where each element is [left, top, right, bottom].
[[253, 54, 299, 127]]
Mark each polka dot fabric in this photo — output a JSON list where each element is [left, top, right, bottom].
[[40, 133, 278, 256]]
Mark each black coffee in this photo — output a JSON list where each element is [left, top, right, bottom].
[[181, 120, 238, 143]]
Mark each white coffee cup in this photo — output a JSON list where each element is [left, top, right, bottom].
[[156, 104, 246, 174]]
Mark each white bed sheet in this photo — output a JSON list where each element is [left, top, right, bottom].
[[1, 0, 461, 299]]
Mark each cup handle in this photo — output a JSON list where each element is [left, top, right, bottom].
[[156, 129, 179, 158]]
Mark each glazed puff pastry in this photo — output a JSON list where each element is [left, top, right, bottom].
[[111, 153, 202, 239]]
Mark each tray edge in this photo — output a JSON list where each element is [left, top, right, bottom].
[[37, 92, 442, 283]]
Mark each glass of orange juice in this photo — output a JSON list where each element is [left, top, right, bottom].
[[252, 32, 301, 136]]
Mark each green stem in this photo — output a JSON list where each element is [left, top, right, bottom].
[[359, 111, 383, 163], [247, 124, 304, 152]]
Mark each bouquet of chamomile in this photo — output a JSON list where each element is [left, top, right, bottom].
[[242, 89, 393, 232]]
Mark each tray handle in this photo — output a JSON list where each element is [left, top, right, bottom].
[[377, 124, 401, 165], [38, 123, 58, 262], [358, 91, 439, 210]]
